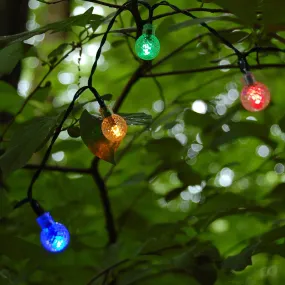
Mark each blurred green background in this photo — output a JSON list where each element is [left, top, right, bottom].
[[1, 0, 285, 284]]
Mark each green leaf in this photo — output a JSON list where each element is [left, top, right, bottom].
[[156, 17, 176, 39], [174, 243, 220, 285], [48, 43, 70, 62], [169, 16, 240, 32], [210, 30, 250, 45], [222, 244, 257, 271], [31, 84, 52, 102], [278, 115, 285, 133], [0, 43, 32, 74], [0, 116, 59, 177], [0, 190, 12, 219], [80, 110, 119, 164], [67, 126, 81, 138], [0, 234, 46, 261], [175, 161, 201, 186], [120, 113, 152, 125], [213, 0, 259, 25], [223, 226, 285, 271], [267, 183, 285, 201], [117, 268, 156, 285], [262, 0, 285, 31], [210, 122, 275, 149], [80, 110, 101, 142], [0, 81, 22, 112], [53, 140, 83, 153], [184, 109, 211, 129], [0, 8, 103, 45], [193, 193, 249, 216], [111, 40, 126, 48], [146, 138, 183, 163]]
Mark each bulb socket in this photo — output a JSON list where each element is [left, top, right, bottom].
[[31, 200, 45, 217], [100, 106, 113, 119], [143, 23, 155, 36], [37, 212, 55, 229], [243, 72, 256, 86]]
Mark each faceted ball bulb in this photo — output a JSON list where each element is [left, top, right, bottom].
[[241, 82, 270, 112], [101, 114, 128, 142], [135, 34, 160, 60], [37, 212, 70, 253]]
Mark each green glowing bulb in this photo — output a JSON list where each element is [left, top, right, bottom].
[[135, 24, 160, 60]]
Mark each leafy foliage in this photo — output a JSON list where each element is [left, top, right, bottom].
[[1, 0, 285, 285]]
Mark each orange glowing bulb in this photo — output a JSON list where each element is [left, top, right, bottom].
[[101, 114, 128, 142], [240, 73, 270, 112]]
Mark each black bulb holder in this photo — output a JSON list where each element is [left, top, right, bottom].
[[238, 57, 250, 74], [30, 200, 45, 217], [243, 72, 256, 86]]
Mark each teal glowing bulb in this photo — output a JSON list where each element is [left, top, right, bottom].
[[135, 24, 160, 60]]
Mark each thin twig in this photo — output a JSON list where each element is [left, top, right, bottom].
[[150, 27, 241, 71], [37, 0, 66, 4], [153, 8, 229, 21], [91, 159, 117, 244], [40, 0, 122, 8], [86, 260, 129, 285], [113, 64, 146, 112], [26, 87, 89, 203], [174, 72, 235, 103], [270, 33, 285, 45], [85, 0, 122, 8], [143, 63, 285, 77], [1, 47, 76, 140], [24, 164, 91, 174]]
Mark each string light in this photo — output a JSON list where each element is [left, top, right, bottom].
[[240, 72, 271, 112], [135, 24, 160, 60], [101, 114, 128, 142], [37, 212, 70, 253], [13, 1, 280, 259]]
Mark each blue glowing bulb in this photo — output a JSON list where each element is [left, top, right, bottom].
[[37, 212, 70, 253]]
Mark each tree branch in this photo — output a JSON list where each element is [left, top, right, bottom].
[[113, 64, 146, 112], [270, 33, 285, 45], [91, 158, 117, 244], [153, 8, 229, 21], [143, 63, 285, 77], [84, 0, 121, 8], [149, 27, 241, 71], [37, 0, 66, 4], [24, 164, 91, 174], [39, 0, 122, 8], [1, 47, 76, 140], [86, 259, 129, 285]]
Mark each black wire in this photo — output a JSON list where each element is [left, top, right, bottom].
[[89, 86, 105, 107], [19, 0, 151, 213], [152, 76, 165, 104], [137, 0, 151, 10], [151, 1, 251, 73], [27, 86, 88, 207], [88, 0, 152, 87], [22, 0, 277, 213], [88, 0, 154, 107], [153, 1, 242, 56], [244, 46, 285, 57], [88, 3, 129, 94], [14, 198, 30, 209], [137, 0, 152, 21]]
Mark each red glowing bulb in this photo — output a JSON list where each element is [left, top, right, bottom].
[[240, 73, 270, 112]]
